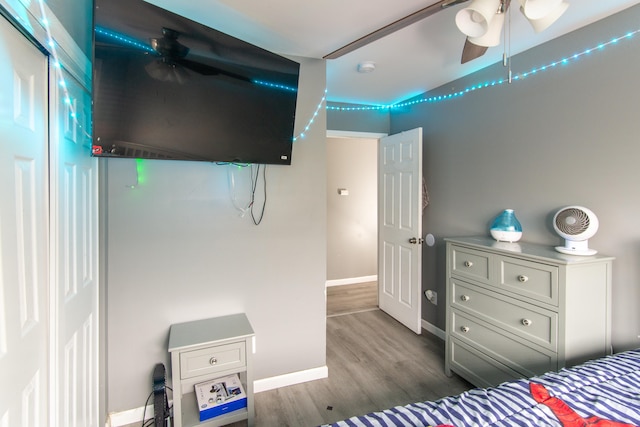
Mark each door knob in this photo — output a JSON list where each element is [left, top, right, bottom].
[[409, 237, 424, 244]]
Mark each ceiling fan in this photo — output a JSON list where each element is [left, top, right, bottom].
[[324, 0, 568, 64], [145, 27, 250, 83]]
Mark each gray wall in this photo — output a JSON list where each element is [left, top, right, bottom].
[[326, 137, 378, 281], [104, 57, 327, 412], [390, 4, 640, 351], [327, 102, 391, 134]]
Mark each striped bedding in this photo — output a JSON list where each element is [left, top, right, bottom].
[[323, 349, 640, 427]]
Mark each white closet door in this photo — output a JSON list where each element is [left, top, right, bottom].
[[0, 15, 50, 427], [49, 64, 100, 426]]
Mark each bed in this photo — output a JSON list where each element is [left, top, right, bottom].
[[323, 348, 640, 427]]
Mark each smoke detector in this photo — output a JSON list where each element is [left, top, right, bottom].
[[357, 61, 376, 73]]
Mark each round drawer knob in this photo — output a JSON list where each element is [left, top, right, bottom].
[[518, 275, 529, 283], [463, 261, 473, 268], [521, 319, 532, 327], [460, 295, 470, 302], [209, 357, 218, 365], [460, 326, 470, 333]]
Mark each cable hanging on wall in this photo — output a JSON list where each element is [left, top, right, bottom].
[[226, 164, 267, 225], [250, 164, 267, 225]]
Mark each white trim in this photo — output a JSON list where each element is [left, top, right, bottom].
[[107, 367, 329, 426], [422, 319, 446, 341], [326, 130, 388, 139], [106, 400, 172, 427], [0, 0, 92, 86], [254, 366, 328, 393], [326, 275, 377, 287]]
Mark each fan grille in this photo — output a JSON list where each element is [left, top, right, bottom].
[[555, 208, 591, 235]]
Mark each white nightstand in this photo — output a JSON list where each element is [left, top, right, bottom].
[[168, 313, 255, 427]]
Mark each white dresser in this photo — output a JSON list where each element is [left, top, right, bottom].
[[444, 236, 613, 388], [168, 313, 255, 427]]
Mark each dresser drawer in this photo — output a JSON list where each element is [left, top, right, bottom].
[[451, 310, 557, 377], [450, 245, 491, 284], [498, 256, 559, 306], [180, 341, 246, 380], [451, 280, 558, 351], [448, 338, 521, 388]]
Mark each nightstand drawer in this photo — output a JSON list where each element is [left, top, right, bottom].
[[180, 342, 246, 380], [450, 246, 491, 284], [451, 280, 558, 351], [451, 310, 557, 377], [498, 256, 558, 306]]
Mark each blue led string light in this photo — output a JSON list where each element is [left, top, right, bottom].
[[37, 0, 92, 140], [34, 0, 639, 151], [95, 26, 156, 53], [328, 28, 640, 112], [95, 28, 300, 94], [253, 79, 297, 92], [293, 88, 327, 142]]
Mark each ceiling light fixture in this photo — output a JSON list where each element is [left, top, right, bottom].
[[455, 0, 569, 63]]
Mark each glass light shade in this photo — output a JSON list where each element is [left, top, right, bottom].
[[521, 2, 569, 33], [490, 209, 523, 242], [455, 0, 502, 38], [521, 0, 563, 20], [469, 10, 505, 47]]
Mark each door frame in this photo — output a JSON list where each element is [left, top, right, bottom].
[[328, 130, 424, 324], [326, 130, 387, 290]]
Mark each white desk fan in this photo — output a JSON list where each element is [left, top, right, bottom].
[[553, 206, 599, 255]]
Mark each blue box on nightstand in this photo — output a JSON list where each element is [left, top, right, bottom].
[[194, 374, 247, 422]]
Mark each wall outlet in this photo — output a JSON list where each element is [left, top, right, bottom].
[[425, 290, 437, 305]]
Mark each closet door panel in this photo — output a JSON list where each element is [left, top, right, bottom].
[[0, 15, 49, 427], [50, 65, 99, 427]]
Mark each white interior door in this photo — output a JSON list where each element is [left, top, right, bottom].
[[49, 62, 100, 427], [0, 16, 50, 426], [378, 128, 423, 334]]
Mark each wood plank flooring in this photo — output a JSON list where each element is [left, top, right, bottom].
[[248, 310, 472, 426], [326, 281, 378, 317], [126, 284, 472, 427]]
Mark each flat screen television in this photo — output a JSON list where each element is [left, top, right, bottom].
[[92, 0, 300, 165]]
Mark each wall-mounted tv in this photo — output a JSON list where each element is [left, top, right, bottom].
[[92, 0, 300, 165]]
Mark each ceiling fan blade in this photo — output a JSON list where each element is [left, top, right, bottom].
[[460, 0, 510, 63], [461, 38, 488, 63], [177, 58, 251, 82], [324, 0, 470, 59]]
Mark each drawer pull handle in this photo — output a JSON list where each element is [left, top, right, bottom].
[[518, 275, 529, 283], [463, 261, 473, 268], [209, 357, 218, 365], [460, 295, 470, 302], [521, 319, 533, 327], [460, 326, 470, 333]]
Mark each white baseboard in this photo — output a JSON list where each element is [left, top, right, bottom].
[[422, 319, 445, 341], [254, 365, 328, 393], [107, 401, 172, 427], [106, 366, 328, 426], [326, 275, 377, 287]]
